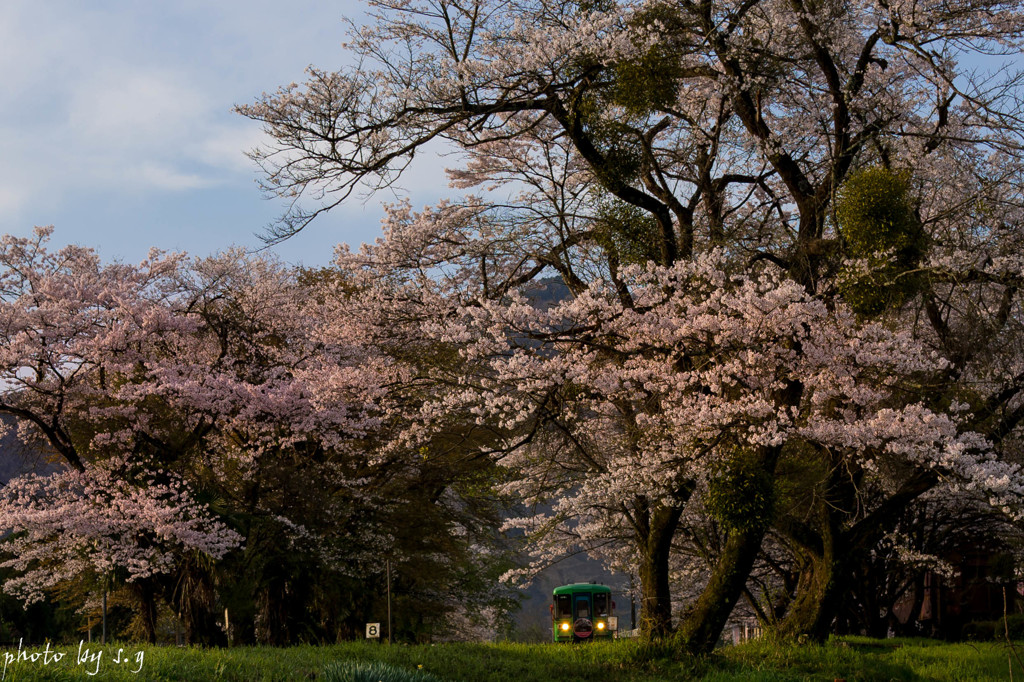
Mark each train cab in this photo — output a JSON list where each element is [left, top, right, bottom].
[[550, 583, 616, 642]]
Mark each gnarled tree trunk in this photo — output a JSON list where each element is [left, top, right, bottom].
[[635, 502, 685, 639], [676, 440, 788, 654], [675, 522, 773, 653], [778, 469, 940, 640]]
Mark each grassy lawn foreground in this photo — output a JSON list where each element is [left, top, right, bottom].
[[0, 637, 1021, 681]]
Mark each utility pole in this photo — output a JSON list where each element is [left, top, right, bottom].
[[387, 558, 392, 644], [101, 586, 107, 645], [629, 577, 636, 631]]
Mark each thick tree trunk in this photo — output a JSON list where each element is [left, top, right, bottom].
[[182, 606, 224, 646], [675, 439, 788, 655], [778, 541, 841, 640], [778, 469, 940, 640], [675, 522, 771, 653], [636, 504, 684, 639], [134, 582, 159, 644], [777, 456, 855, 641], [173, 558, 225, 646], [256, 583, 289, 646], [891, 575, 926, 636]]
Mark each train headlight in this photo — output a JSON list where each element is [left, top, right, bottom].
[[560, 622, 570, 632], [597, 622, 605, 630]]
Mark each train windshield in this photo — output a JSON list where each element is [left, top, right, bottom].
[[555, 595, 572, 618], [576, 597, 590, 619], [594, 593, 609, 617]]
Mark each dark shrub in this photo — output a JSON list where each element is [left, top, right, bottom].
[[962, 614, 1024, 641]]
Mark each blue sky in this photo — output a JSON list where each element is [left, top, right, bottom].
[[0, 0, 452, 266]]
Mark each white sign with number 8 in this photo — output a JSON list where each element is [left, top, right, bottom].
[[366, 623, 380, 638]]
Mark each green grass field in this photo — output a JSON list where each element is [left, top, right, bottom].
[[0, 637, 1020, 681]]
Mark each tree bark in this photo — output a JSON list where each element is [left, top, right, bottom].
[[134, 582, 159, 644], [675, 440, 788, 654], [675, 522, 772, 653], [636, 503, 684, 638], [778, 469, 940, 640], [778, 536, 841, 640]]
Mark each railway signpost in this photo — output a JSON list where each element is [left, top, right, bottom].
[[366, 623, 380, 639]]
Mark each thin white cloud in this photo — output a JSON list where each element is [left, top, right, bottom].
[[0, 2, 286, 212], [60, 67, 240, 192], [0, 186, 27, 215], [0, 0, 453, 265], [136, 163, 211, 192], [192, 123, 268, 175], [68, 70, 210, 150]]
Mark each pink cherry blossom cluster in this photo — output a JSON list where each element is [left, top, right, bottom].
[[0, 463, 241, 604], [0, 231, 409, 603]]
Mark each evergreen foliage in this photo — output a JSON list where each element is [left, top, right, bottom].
[[836, 167, 927, 316]]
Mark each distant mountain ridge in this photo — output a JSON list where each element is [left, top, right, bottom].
[[521, 276, 571, 310]]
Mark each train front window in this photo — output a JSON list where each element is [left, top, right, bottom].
[[576, 597, 590, 619], [555, 595, 572, 618], [594, 593, 609, 617]]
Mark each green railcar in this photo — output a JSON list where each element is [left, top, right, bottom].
[[550, 583, 616, 642]]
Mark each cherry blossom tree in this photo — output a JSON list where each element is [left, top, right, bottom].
[[0, 229, 515, 644], [0, 228, 243, 641], [334, 209, 1024, 643], [235, 0, 1024, 652]]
